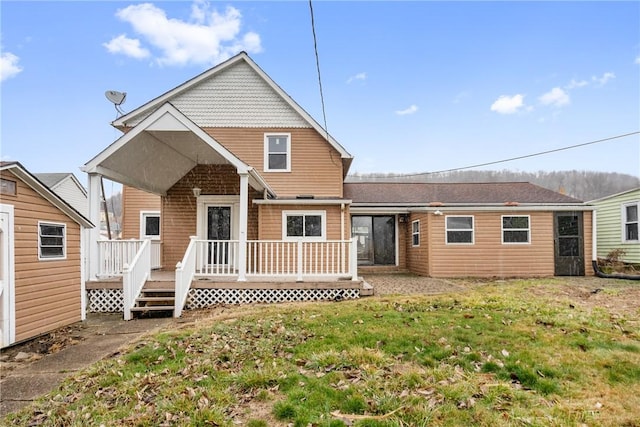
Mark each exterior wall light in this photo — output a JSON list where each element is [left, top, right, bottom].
[[192, 187, 201, 198]]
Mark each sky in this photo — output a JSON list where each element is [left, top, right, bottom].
[[1, 0, 639, 191]]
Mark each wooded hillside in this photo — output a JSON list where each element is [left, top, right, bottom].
[[346, 170, 640, 202]]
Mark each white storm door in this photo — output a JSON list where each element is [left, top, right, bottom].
[[0, 206, 15, 348]]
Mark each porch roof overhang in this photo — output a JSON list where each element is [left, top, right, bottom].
[[253, 198, 352, 205], [82, 103, 276, 197]]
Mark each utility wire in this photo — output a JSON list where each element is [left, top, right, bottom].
[[394, 131, 640, 177], [309, 0, 329, 139]]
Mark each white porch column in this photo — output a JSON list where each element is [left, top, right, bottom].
[[237, 173, 249, 281], [87, 173, 102, 280]]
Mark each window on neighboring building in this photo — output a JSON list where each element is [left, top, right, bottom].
[[265, 133, 291, 172], [39, 222, 65, 259], [446, 216, 474, 244], [140, 211, 161, 240], [624, 202, 639, 242], [502, 215, 530, 244], [412, 220, 420, 246], [283, 211, 325, 240]]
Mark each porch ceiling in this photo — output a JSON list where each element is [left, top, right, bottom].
[[99, 129, 229, 194]]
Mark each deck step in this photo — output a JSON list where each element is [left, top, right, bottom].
[[136, 296, 175, 302], [130, 306, 175, 312]]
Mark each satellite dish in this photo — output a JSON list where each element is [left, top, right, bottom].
[[105, 90, 126, 105], [105, 90, 127, 117]]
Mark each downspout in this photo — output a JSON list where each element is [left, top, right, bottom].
[[591, 209, 640, 280], [341, 203, 345, 241]]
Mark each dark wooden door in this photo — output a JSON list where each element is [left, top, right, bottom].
[[554, 212, 585, 276], [207, 206, 231, 265]]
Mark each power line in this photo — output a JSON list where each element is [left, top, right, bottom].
[[396, 131, 640, 177], [309, 0, 329, 138]]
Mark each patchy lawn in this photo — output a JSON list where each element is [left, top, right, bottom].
[[4, 276, 640, 426]]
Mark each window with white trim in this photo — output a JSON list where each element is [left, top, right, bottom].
[[446, 216, 474, 244], [264, 133, 291, 172], [623, 202, 639, 242], [39, 222, 66, 260], [283, 211, 325, 240], [412, 220, 420, 246], [502, 215, 530, 244], [140, 211, 160, 240]]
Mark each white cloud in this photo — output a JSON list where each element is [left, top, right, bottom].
[[0, 51, 23, 82], [347, 72, 367, 84], [539, 87, 570, 107], [636, 55, 640, 65], [395, 104, 418, 115], [453, 91, 470, 104], [103, 34, 150, 59], [565, 79, 588, 89], [105, 2, 262, 66], [490, 94, 525, 114], [592, 71, 615, 86]]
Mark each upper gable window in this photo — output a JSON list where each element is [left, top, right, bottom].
[[264, 133, 291, 172]]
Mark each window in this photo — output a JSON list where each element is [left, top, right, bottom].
[[39, 222, 65, 259], [0, 178, 16, 196], [623, 202, 639, 242], [264, 133, 291, 172], [502, 215, 530, 244], [412, 220, 420, 246], [446, 216, 474, 244], [283, 211, 325, 240], [140, 211, 160, 240]]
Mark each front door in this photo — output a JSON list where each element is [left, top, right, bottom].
[[352, 215, 396, 265], [207, 206, 231, 265], [554, 211, 585, 276]]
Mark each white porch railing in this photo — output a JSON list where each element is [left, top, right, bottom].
[[97, 239, 161, 277], [188, 239, 357, 279], [175, 237, 197, 318], [122, 239, 151, 320]]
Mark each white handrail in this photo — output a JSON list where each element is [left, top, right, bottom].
[[122, 239, 151, 321], [174, 236, 197, 318]]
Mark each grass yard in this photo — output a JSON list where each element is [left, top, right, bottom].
[[4, 277, 640, 426]]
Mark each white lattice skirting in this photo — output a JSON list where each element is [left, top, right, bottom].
[[185, 288, 360, 309], [87, 289, 124, 313], [87, 288, 360, 313]]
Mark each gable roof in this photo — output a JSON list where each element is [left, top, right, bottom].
[[587, 187, 640, 204], [344, 182, 584, 206], [83, 103, 275, 197], [112, 51, 352, 169], [1, 162, 93, 228], [34, 172, 87, 196]]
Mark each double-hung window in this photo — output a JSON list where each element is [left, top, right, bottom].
[[502, 215, 530, 244], [412, 220, 420, 246], [140, 211, 161, 240], [39, 222, 66, 260], [446, 216, 474, 244], [265, 133, 291, 172], [283, 211, 325, 241], [623, 202, 639, 242]]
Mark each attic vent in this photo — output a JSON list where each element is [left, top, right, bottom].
[[296, 195, 315, 199]]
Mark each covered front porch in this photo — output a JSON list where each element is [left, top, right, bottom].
[[82, 103, 360, 319]]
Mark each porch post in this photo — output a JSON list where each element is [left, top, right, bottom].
[[87, 173, 102, 280], [237, 173, 249, 281]]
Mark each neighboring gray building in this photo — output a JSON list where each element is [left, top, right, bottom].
[[35, 173, 88, 218]]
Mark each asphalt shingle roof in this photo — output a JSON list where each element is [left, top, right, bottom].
[[344, 182, 583, 205]]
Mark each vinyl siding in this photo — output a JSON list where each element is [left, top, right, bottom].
[[121, 186, 161, 239], [426, 210, 592, 278], [258, 204, 346, 241], [0, 170, 82, 343], [51, 177, 88, 218], [205, 128, 344, 198], [591, 189, 640, 263], [407, 213, 430, 275]]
